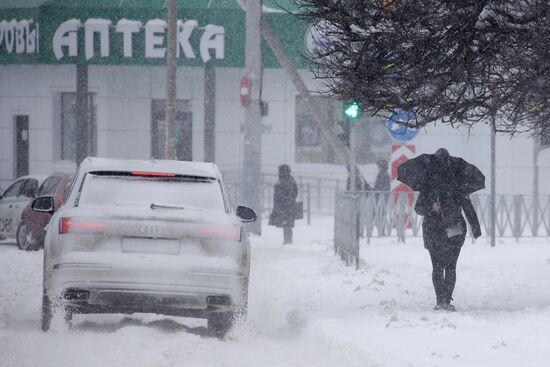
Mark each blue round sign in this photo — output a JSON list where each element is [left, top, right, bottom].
[[386, 110, 419, 142]]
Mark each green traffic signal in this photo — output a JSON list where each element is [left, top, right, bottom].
[[343, 101, 361, 120]]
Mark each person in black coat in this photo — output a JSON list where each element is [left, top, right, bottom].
[[269, 164, 298, 244], [373, 159, 390, 192], [414, 148, 482, 311]]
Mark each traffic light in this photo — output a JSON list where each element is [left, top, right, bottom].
[[343, 101, 361, 120]]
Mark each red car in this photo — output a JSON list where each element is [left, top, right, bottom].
[[18, 172, 73, 251]]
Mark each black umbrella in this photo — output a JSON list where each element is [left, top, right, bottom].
[[397, 153, 485, 194]]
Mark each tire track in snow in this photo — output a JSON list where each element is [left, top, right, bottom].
[[0, 238, 375, 367]]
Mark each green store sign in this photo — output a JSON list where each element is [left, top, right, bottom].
[[0, 0, 309, 68]]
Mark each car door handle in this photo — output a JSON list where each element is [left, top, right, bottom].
[[8, 205, 12, 208]]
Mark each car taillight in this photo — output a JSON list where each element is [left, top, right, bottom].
[[59, 218, 107, 235], [197, 226, 241, 242], [131, 171, 176, 177]]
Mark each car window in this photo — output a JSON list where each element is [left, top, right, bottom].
[[21, 179, 39, 198], [78, 173, 226, 211], [37, 177, 60, 196], [2, 180, 25, 198], [36, 178, 51, 197]]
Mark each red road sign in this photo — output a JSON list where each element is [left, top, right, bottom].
[[240, 74, 250, 107], [391, 144, 416, 230], [391, 144, 416, 203]]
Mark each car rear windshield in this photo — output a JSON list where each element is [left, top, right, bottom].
[[77, 172, 226, 211]]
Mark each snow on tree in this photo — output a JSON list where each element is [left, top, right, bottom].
[[295, 0, 550, 135]]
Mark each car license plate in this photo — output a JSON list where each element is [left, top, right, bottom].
[[122, 238, 180, 255]]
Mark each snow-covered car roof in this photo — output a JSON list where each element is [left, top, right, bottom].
[[79, 157, 222, 179], [14, 174, 49, 184], [1, 175, 48, 195]]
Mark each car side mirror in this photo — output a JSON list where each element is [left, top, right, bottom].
[[236, 206, 257, 222], [32, 196, 55, 215]]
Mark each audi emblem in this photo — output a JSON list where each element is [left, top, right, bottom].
[[141, 225, 166, 236]]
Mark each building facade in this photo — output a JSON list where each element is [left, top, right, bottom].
[[1, 1, 549, 195]]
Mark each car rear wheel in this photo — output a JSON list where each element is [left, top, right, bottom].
[[16, 222, 33, 251], [207, 312, 234, 338], [41, 288, 52, 332]]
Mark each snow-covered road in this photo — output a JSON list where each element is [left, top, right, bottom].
[[1, 216, 550, 367]]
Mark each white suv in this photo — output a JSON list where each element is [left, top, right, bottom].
[[33, 158, 256, 336]]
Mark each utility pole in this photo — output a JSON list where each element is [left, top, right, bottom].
[[490, 114, 496, 247], [76, 64, 89, 165], [533, 139, 540, 235], [165, 0, 178, 160], [241, 0, 263, 234], [204, 66, 216, 162]]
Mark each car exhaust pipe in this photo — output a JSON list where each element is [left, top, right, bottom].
[[206, 295, 232, 307], [63, 288, 90, 302]]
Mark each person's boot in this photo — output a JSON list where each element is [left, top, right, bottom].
[[442, 297, 456, 312], [433, 295, 445, 310], [444, 303, 457, 312]]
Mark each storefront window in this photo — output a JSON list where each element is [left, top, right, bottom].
[[295, 96, 340, 164], [60, 92, 97, 161], [294, 96, 391, 164]]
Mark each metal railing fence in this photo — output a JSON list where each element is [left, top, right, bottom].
[[222, 170, 550, 240], [334, 191, 550, 269], [223, 172, 345, 220], [353, 191, 550, 241]]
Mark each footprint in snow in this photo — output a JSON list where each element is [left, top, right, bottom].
[[492, 341, 508, 349]]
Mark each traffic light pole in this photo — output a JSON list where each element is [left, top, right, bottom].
[[349, 123, 357, 191]]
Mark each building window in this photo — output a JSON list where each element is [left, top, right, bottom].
[[60, 92, 97, 161]]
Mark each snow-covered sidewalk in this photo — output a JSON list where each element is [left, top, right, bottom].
[[1, 215, 550, 367], [253, 216, 550, 367]]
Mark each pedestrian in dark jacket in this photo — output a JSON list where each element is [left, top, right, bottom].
[[414, 148, 482, 312], [373, 159, 390, 192], [269, 164, 298, 244], [373, 159, 391, 235]]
